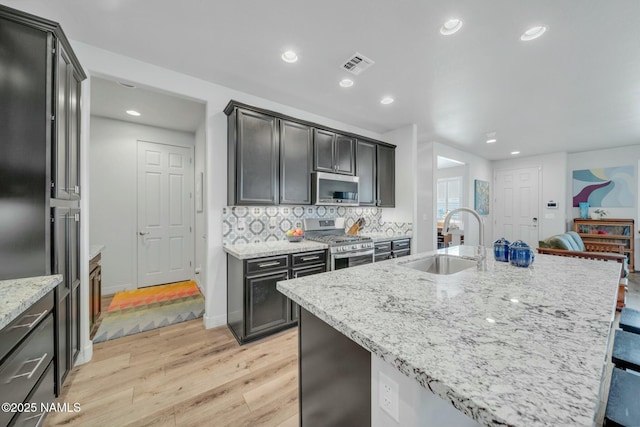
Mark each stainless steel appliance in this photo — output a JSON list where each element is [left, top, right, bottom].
[[312, 172, 359, 206], [303, 218, 374, 270]]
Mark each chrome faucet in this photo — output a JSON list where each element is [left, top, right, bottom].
[[442, 207, 488, 271]]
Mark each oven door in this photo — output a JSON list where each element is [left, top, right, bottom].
[[331, 248, 374, 270]]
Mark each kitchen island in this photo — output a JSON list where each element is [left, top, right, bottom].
[[277, 245, 621, 427]]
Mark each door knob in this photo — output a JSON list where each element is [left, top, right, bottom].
[[139, 231, 149, 236]]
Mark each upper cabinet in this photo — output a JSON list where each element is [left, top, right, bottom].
[[280, 120, 313, 205], [228, 108, 279, 205], [313, 129, 355, 175], [53, 44, 83, 200], [224, 100, 394, 207], [356, 140, 395, 207]]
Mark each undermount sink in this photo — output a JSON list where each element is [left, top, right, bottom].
[[400, 255, 477, 275]]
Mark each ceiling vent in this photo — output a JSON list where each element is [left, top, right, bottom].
[[341, 52, 375, 75]]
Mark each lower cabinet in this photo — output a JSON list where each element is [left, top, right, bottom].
[[89, 254, 102, 334], [227, 250, 327, 344], [374, 238, 411, 262], [0, 291, 55, 427]]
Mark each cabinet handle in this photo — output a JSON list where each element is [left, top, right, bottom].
[[8, 353, 48, 382], [258, 261, 281, 268], [301, 256, 320, 261], [9, 310, 48, 330], [395, 243, 408, 247], [139, 231, 149, 236]]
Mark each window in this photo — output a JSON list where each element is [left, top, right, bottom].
[[437, 177, 462, 221]]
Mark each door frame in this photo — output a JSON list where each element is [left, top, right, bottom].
[[136, 139, 195, 288], [493, 165, 542, 246]]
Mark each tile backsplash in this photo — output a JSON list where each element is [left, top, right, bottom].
[[223, 206, 412, 245]]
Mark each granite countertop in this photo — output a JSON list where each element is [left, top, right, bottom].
[[223, 240, 328, 259], [277, 245, 621, 427], [360, 232, 412, 242], [0, 275, 63, 330], [89, 244, 105, 260]]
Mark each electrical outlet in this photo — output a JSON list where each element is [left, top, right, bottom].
[[237, 218, 246, 229], [269, 217, 277, 228], [379, 371, 399, 422]]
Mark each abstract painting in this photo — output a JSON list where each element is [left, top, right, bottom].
[[474, 179, 490, 215], [572, 166, 634, 207]]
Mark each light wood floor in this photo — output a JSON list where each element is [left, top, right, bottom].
[[45, 320, 299, 427]]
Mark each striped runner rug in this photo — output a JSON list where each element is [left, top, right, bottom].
[[93, 280, 204, 343]]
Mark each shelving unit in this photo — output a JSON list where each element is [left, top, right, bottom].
[[573, 218, 635, 271]]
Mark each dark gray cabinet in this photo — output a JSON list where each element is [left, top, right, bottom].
[[227, 249, 327, 344], [228, 108, 279, 205], [53, 44, 82, 201], [313, 129, 355, 175], [52, 207, 80, 394], [280, 120, 313, 204], [374, 238, 411, 261], [356, 140, 395, 207]]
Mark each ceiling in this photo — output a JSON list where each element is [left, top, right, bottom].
[[2, 0, 640, 160], [90, 77, 205, 133]]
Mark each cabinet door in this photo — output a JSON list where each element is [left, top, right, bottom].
[[235, 109, 278, 205], [53, 45, 72, 200], [246, 271, 289, 337], [290, 264, 326, 322], [377, 145, 395, 207], [356, 140, 376, 206], [280, 120, 312, 204], [334, 134, 355, 175], [55, 289, 70, 396], [71, 283, 80, 363], [68, 69, 82, 200], [313, 129, 335, 173]]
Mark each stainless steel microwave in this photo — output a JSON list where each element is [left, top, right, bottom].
[[312, 172, 360, 206]]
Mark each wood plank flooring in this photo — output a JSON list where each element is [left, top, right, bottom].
[[45, 319, 299, 427]]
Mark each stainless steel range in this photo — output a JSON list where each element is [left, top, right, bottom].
[[303, 218, 374, 270]]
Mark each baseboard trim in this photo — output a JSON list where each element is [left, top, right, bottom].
[[102, 283, 134, 295], [75, 342, 93, 366], [203, 313, 226, 329]]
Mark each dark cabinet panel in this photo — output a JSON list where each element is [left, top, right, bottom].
[[246, 271, 289, 338], [356, 140, 376, 206], [313, 128, 335, 173], [290, 264, 327, 322], [89, 254, 102, 332], [377, 145, 395, 207], [280, 120, 313, 205], [54, 290, 69, 395], [0, 15, 50, 280], [233, 109, 279, 205], [68, 67, 82, 200], [335, 135, 355, 175]]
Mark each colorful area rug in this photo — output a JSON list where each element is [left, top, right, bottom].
[[93, 281, 204, 343]]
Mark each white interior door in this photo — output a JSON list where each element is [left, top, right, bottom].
[[494, 167, 540, 246], [137, 141, 193, 288]]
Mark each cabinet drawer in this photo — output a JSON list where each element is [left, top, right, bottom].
[[246, 255, 289, 275], [0, 290, 54, 363], [374, 241, 391, 254], [391, 239, 411, 251], [393, 249, 411, 258], [374, 253, 391, 262], [0, 313, 54, 427], [292, 251, 326, 268], [11, 361, 55, 427]]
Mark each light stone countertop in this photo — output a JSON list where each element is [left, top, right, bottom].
[[89, 244, 105, 260], [0, 275, 63, 330], [223, 240, 328, 259], [359, 232, 412, 242], [277, 245, 621, 427]]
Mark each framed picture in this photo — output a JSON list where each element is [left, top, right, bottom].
[[474, 179, 490, 215], [572, 165, 634, 207]]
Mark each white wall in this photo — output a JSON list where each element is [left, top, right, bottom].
[[72, 41, 388, 334], [434, 143, 493, 247], [415, 142, 435, 253], [89, 116, 196, 294], [567, 145, 640, 267], [382, 124, 417, 225], [194, 121, 206, 294], [492, 152, 567, 243]]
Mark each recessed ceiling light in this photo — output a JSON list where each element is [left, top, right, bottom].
[[485, 131, 497, 143], [118, 82, 136, 89], [511, 151, 520, 155], [510, 298, 519, 303], [486, 317, 496, 324], [126, 110, 141, 116], [486, 138, 497, 144], [380, 96, 394, 105], [339, 78, 354, 88], [281, 50, 298, 63], [440, 18, 463, 36], [520, 25, 547, 41]]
